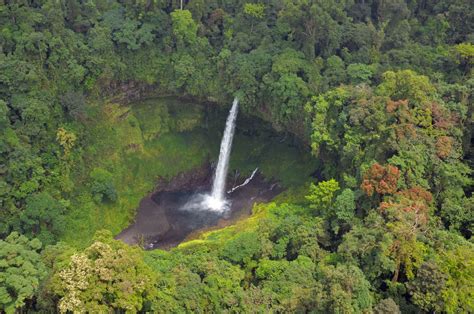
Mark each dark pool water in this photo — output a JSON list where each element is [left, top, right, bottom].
[[116, 172, 282, 249]]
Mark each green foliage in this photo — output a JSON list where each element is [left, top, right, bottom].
[[266, 73, 310, 124], [373, 298, 401, 314], [347, 63, 375, 84], [437, 242, 474, 313], [61, 91, 86, 119], [243, 3, 265, 19], [329, 188, 356, 234], [0, 100, 9, 129], [314, 263, 374, 313], [338, 212, 396, 283], [305, 87, 349, 155], [51, 230, 156, 313], [0, 232, 47, 314], [18, 192, 66, 245], [220, 231, 262, 265], [454, 42, 474, 64], [306, 179, 340, 212], [304, 180, 358, 235], [406, 261, 448, 312], [255, 256, 317, 311], [324, 55, 346, 85], [170, 10, 199, 48], [376, 70, 435, 104], [113, 19, 154, 50], [89, 168, 117, 203]]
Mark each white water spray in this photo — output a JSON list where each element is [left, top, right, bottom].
[[181, 98, 239, 213]]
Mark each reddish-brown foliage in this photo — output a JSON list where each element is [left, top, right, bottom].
[[395, 123, 416, 140], [398, 186, 433, 204], [208, 9, 225, 25], [361, 163, 400, 196], [386, 99, 417, 140], [430, 102, 457, 130], [436, 136, 454, 159], [386, 99, 409, 113], [379, 187, 432, 227]]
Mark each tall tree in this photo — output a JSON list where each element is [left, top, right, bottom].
[[0, 232, 47, 314]]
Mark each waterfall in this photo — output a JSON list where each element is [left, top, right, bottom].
[[211, 98, 239, 201], [180, 98, 239, 213], [227, 167, 258, 194]]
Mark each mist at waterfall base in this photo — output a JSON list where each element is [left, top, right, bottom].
[[180, 98, 239, 214]]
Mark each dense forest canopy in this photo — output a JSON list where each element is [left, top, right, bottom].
[[0, 0, 473, 313]]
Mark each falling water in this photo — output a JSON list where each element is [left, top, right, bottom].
[[211, 98, 239, 201], [181, 98, 239, 213]]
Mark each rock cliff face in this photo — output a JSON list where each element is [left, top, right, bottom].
[[154, 161, 212, 193], [102, 80, 215, 106], [101, 80, 159, 104]]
